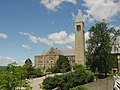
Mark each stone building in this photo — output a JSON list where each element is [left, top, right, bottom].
[[34, 47, 75, 71], [34, 47, 60, 70]]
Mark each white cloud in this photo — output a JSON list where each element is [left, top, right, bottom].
[[20, 32, 51, 45], [20, 32, 38, 43], [41, 0, 77, 11], [20, 31, 75, 48], [0, 56, 24, 66], [82, 0, 120, 21], [22, 44, 31, 50], [48, 31, 67, 44], [0, 33, 8, 39]]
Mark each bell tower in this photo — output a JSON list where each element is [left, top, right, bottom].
[[75, 11, 85, 65]]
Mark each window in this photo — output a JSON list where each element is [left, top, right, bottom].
[[77, 25, 81, 31], [38, 61, 43, 63]]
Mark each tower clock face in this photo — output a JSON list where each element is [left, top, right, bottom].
[[77, 25, 81, 31]]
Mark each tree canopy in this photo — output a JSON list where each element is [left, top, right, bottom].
[[86, 21, 118, 77], [24, 58, 34, 78], [25, 58, 32, 68], [0, 62, 31, 90], [54, 55, 71, 73]]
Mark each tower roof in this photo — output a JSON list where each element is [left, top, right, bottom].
[[75, 11, 83, 23]]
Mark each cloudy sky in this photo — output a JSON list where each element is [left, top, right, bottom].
[[0, 0, 120, 66]]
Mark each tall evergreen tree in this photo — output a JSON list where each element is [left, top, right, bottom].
[[24, 58, 33, 78], [25, 58, 32, 68]]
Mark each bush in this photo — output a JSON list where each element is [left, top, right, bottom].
[[70, 86, 88, 90], [73, 64, 86, 71], [42, 75, 63, 90], [46, 67, 56, 73], [42, 66, 95, 90], [30, 68, 43, 78]]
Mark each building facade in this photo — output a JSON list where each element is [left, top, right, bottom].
[[35, 48, 61, 71], [34, 47, 75, 71]]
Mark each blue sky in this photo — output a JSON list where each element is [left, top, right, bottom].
[[0, 0, 120, 66]]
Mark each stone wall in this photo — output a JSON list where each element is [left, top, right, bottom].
[[84, 77, 114, 90]]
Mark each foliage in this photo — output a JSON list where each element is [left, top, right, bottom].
[[25, 58, 33, 73], [73, 64, 86, 70], [112, 28, 120, 52], [86, 21, 118, 77], [0, 62, 29, 90], [70, 86, 88, 90], [54, 55, 71, 73], [42, 75, 62, 90], [32, 68, 43, 78], [24, 58, 43, 78], [25, 86, 32, 90], [25, 58, 32, 67], [42, 65, 94, 90], [46, 67, 55, 73], [24, 58, 34, 78]]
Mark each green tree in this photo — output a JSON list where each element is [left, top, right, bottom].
[[25, 58, 33, 69], [24, 58, 33, 78], [54, 55, 71, 73], [25, 58, 43, 78], [46, 67, 55, 73], [0, 62, 29, 90], [32, 68, 43, 77], [86, 21, 117, 77]]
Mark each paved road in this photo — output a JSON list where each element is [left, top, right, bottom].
[[29, 76, 45, 90], [29, 73, 62, 90]]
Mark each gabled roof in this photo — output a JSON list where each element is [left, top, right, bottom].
[[42, 48, 75, 56]]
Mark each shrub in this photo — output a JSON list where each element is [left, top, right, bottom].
[[42, 66, 95, 90], [73, 64, 86, 71], [42, 75, 63, 90], [70, 86, 88, 90]]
